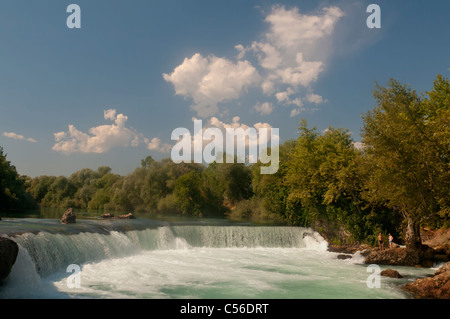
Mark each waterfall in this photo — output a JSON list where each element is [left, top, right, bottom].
[[3, 223, 328, 280]]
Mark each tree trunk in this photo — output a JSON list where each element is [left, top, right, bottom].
[[405, 216, 422, 250], [404, 216, 423, 265]]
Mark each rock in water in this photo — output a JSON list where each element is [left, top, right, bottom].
[[61, 208, 76, 224], [402, 262, 450, 299], [0, 237, 19, 283], [101, 213, 114, 219], [337, 254, 353, 260], [381, 269, 403, 278]]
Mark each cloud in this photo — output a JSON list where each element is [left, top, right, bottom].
[[3, 132, 37, 143], [52, 109, 174, 155], [275, 87, 294, 103], [290, 108, 304, 118], [103, 109, 117, 121], [250, 42, 282, 70], [264, 5, 344, 49], [163, 53, 260, 118], [306, 93, 324, 104], [257, 5, 342, 102], [276, 53, 323, 87], [52, 109, 141, 154], [253, 102, 273, 115], [209, 116, 280, 163], [182, 116, 279, 158], [208, 116, 279, 144], [146, 137, 172, 153], [164, 5, 342, 118], [240, 5, 342, 112]]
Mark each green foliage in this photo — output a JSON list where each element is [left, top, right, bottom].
[[218, 162, 253, 205], [281, 121, 385, 242], [229, 197, 282, 222], [173, 170, 203, 215], [0, 147, 36, 210], [4, 74, 446, 249], [362, 75, 449, 228]]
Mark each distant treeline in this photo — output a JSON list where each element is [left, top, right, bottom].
[[1, 75, 448, 247]]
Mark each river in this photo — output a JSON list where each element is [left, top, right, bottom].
[[0, 213, 437, 299]]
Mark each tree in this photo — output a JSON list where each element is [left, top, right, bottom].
[[141, 156, 155, 169], [173, 170, 204, 215], [217, 162, 253, 206], [0, 147, 36, 210], [250, 140, 296, 222], [201, 162, 227, 215], [281, 120, 391, 243], [361, 75, 449, 262]]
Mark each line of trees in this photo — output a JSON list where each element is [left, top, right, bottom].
[[24, 157, 254, 218], [1, 75, 448, 258]]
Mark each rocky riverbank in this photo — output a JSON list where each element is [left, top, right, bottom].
[[329, 228, 450, 265], [329, 228, 450, 298], [402, 262, 450, 299]]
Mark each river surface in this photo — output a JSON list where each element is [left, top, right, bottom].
[[0, 215, 437, 299]]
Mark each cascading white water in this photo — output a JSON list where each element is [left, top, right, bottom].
[[0, 220, 435, 299], [8, 230, 140, 277], [5, 225, 326, 278]]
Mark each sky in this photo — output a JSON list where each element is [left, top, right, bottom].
[[0, 0, 449, 177]]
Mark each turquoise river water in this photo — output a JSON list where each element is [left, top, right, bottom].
[[0, 216, 438, 299]]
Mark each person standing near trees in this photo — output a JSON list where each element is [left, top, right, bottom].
[[388, 233, 394, 249], [378, 232, 384, 250]]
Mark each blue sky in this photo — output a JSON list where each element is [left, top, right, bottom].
[[0, 0, 449, 177]]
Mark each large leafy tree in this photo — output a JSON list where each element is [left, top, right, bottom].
[[284, 120, 377, 242], [361, 75, 449, 260], [0, 146, 35, 210]]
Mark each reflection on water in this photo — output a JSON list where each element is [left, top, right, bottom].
[[0, 207, 283, 227], [1, 207, 115, 220]]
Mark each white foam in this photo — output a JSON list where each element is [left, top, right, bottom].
[[302, 231, 329, 252], [347, 251, 366, 264], [0, 244, 44, 298]]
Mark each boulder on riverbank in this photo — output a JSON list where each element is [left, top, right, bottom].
[[61, 208, 76, 224], [422, 228, 450, 263], [381, 268, 403, 278], [402, 262, 450, 299], [362, 247, 409, 265], [361, 245, 436, 267], [0, 237, 19, 283]]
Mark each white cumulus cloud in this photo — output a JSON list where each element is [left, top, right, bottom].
[[164, 5, 343, 118], [163, 53, 260, 118], [53, 109, 173, 155], [265, 5, 344, 48], [52, 109, 141, 154], [240, 5, 343, 113]]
